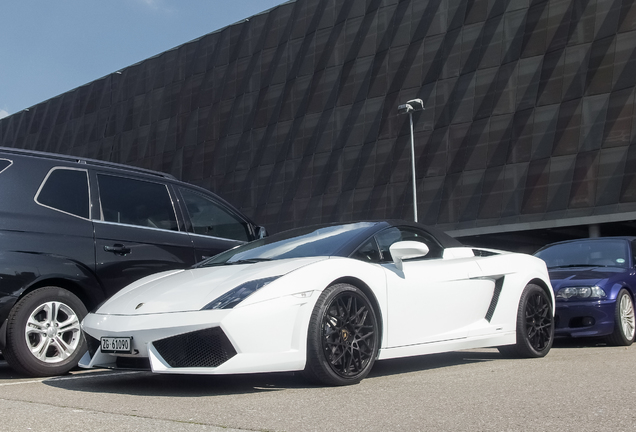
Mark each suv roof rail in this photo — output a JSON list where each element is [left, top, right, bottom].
[[0, 146, 177, 180]]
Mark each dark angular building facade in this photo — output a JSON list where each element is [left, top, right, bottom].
[[2, 0, 636, 251]]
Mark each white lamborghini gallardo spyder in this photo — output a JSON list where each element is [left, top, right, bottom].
[[81, 221, 555, 386]]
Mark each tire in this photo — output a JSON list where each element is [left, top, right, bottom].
[[498, 284, 554, 358], [606, 289, 635, 346], [304, 283, 379, 386], [3, 287, 88, 377]]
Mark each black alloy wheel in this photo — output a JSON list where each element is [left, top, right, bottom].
[[524, 288, 553, 352], [304, 283, 379, 386], [499, 284, 554, 358]]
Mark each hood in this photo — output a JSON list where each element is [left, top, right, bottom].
[[96, 257, 327, 315], [549, 266, 627, 290]]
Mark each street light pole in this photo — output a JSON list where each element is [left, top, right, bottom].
[[407, 110, 418, 222], [397, 99, 424, 223]]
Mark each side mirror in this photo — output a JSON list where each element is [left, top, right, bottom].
[[255, 226, 267, 239], [389, 241, 429, 270]]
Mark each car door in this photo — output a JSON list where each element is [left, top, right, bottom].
[[376, 227, 494, 348], [92, 172, 196, 298], [177, 187, 252, 262]]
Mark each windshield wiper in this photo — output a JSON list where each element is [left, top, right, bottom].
[[548, 264, 598, 269], [226, 258, 273, 265], [198, 258, 273, 268]]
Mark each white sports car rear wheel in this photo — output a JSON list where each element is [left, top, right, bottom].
[[498, 284, 554, 358]]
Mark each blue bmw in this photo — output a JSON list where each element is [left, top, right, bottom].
[[534, 237, 636, 345]]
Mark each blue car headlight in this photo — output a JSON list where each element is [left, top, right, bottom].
[[201, 276, 281, 310], [556, 286, 607, 300]]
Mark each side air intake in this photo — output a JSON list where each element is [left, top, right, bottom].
[[485, 277, 505, 322]]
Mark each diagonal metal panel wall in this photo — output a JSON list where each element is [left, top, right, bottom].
[[1, 0, 636, 236]]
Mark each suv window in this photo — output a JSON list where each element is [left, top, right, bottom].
[[180, 187, 250, 241], [97, 174, 178, 230], [36, 168, 90, 219]]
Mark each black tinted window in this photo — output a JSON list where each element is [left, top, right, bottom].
[[36, 168, 89, 218], [535, 239, 629, 269], [351, 238, 382, 263], [180, 188, 250, 241], [98, 174, 178, 230]]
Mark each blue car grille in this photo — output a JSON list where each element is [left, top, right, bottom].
[[152, 327, 237, 368]]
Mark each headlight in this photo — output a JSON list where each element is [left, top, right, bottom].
[[556, 286, 607, 300], [201, 276, 280, 310]]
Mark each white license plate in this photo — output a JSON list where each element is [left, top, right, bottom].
[[100, 337, 132, 354]]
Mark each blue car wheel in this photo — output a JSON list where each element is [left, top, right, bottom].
[[607, 289, 635, 346]]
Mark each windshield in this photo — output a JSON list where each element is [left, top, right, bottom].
[[199, 222, 377, 266], [534, 239, 630, 269]]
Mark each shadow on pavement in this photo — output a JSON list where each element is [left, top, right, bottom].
[[23, 349, 504, 397], [369, 349, 501, 378], [552, 337, 610, 349], [10, 342, 614, 396]]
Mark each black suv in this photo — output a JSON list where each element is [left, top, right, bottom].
[[0, 147, 264, 377]]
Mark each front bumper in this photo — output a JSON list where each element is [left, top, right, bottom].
[[554, 300, 615, 338], [80, 293, 316, 375]]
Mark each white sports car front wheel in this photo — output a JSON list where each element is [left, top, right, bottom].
[[304, 283, 379, 386]]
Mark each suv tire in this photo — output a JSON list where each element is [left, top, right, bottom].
[[3, 287, 87, 376]]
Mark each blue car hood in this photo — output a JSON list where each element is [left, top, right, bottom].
[[548, 267, 626, 289]]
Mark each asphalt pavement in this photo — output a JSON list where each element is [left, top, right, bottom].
[[1, 339, 634, 432]]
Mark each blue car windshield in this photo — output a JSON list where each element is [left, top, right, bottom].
[[199, 222, 377, 266], [535, 239, 630, 269]]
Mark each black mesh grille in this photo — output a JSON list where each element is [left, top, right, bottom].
[[485, 277, 505, 322], [152, 327, 237, 368], [116, 356, 151, 370]]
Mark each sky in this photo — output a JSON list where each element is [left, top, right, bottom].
[[0, 0, 288, 119]]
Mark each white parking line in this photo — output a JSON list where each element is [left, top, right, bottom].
[[0, 371, 142, 386]]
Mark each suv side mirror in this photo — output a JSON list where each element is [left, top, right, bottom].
[[390, 241, 429, 270], [256, 226, 267, 239]]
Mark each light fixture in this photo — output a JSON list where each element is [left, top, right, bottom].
[[397, 98, 424, 222]]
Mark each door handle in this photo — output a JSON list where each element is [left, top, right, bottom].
[[104, 244, 131, 256]]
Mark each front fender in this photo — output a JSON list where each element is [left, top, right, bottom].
[[237, 257, 388, 350]]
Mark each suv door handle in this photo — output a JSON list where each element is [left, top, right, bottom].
[[104, 244, 131, 256]]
